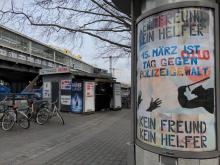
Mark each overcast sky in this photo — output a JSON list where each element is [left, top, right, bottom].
[[56, 35, 131, 84], [0, 0, 131, 84]]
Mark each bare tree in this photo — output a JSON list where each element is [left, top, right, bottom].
[[0, 0, 131, 57]]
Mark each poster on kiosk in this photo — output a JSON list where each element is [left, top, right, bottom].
[[43, 82, 51, 99], [60, 80, 72, 112], [71, 81, 83, 113], [84, 81, 95, 113]]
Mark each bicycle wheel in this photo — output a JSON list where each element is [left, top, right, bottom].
[[18, 112, 30, 129], [56, 111, 65, 125], [36, 108, 50, 125], [2, 112, 15, 131]]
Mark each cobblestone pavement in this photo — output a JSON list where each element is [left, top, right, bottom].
[[0, 109, 131, 165]]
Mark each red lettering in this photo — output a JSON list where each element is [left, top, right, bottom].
[[155, 68, 160, 77], [181, 50, 210, 60]]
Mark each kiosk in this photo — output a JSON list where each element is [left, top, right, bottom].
[[40, 67, 118, 113]]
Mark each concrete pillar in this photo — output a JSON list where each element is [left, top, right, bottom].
[[133, 0, 220, 165], [53, 51, 56, 65]]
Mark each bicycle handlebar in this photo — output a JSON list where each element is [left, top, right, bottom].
[[0, 96, 8, 103], [51, 99, 58, 105]]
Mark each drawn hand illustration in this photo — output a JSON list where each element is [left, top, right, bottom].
[[137, 91, 143, 108], [146, 98, 162, 112]]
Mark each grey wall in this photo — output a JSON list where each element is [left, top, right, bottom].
[[42, 74, 72, 83]]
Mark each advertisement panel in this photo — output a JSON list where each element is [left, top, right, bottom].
[[9, 52, 17, 59], [84, 82, 95, 113], [85, 82, 94, 97], [61, 80, 71, 90], [71, 82, 83, 113], [137, 8, 216, 152], [113, 83, 122, 109], [27, 57, 35, 63], [35, 58, 42, 65], [40, 67, 70, 75], [0, 49, 7, 56], [61, 95, 71, 105], [43, 82, 51, 98], [18, 54, 27, 61]]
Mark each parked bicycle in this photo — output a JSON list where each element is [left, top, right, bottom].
[[1, 98, 30, 131], [0, 97, 8, 125], [25, 99, 49, 125], [36, 99, 64, 125]]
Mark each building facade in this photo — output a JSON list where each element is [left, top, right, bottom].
[[0, 25, 107, 74]]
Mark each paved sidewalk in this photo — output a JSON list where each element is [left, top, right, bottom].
[[0, 109, 131, 165], [45, 110, 130, 165]]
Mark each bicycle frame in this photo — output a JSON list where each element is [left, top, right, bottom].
[[8, 107, 29, 122], [51, 103, 59, 117]]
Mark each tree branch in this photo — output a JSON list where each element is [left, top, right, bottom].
[[89, 0, 131, 28], [102, 0, 131, 18], [82, 28, 130, 32], [80, 19, 125, 28], [0, 10, 130, 49]]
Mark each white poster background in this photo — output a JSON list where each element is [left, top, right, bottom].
[[61, 95, 71, 105], [84, 82, 95, 113], [85, 82, 94, 97], [113, 83, 122, 108], [61, 80, 71, 90], [43, 82, 51, 98], [137, 8, 216, 152]]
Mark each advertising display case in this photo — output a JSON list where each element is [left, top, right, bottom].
[[135, 0, 220, 160], [111, 0, 220, 164]]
